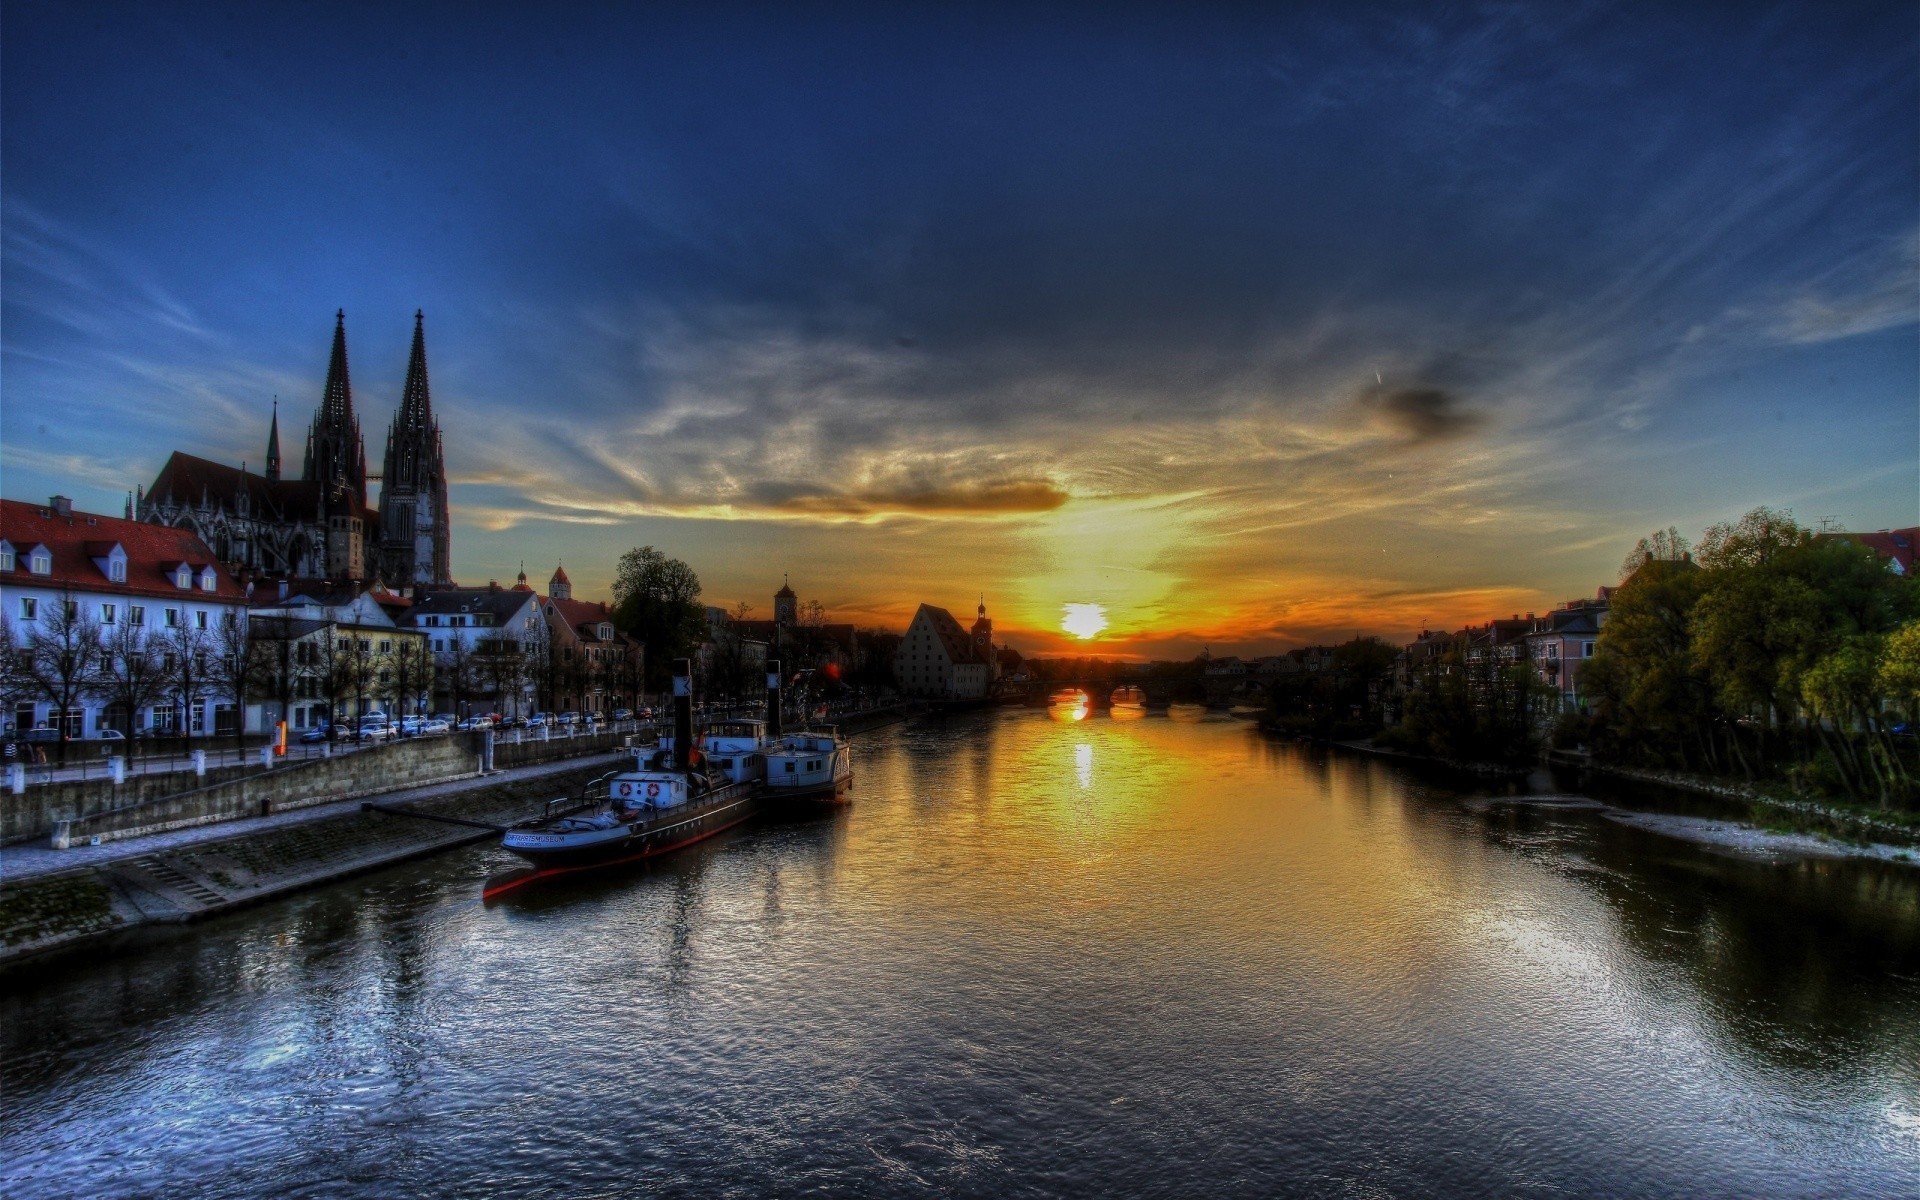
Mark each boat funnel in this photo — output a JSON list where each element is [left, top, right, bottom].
[[765, 659, 782, 738], [672, 657, 693, 771]]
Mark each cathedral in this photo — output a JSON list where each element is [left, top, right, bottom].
[[134, 311, 453, 591]]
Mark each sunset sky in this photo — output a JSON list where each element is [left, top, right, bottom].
[[4, 3, 1915, 658]]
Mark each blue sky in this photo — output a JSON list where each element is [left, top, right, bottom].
[[4, 2, 1915, 653]]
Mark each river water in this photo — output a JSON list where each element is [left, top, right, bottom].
[[3, 710, 1918, 1198]]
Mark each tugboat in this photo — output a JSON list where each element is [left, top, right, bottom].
[[491, 658, 756, 890], [760, 664, 853, 804]]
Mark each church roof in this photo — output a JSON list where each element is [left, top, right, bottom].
[[147, 451, 338, 524], [550, 565, 571, 585], [775, 581, 795, 598]]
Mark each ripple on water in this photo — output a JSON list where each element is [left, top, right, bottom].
[[2, 713, 1917, 1199]]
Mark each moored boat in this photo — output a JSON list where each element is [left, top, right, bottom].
[[763, 728, 852, 803], [758, 662, 852, 804], [490, 658, 756, 894]]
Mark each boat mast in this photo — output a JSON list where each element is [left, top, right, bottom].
[[672, 657, 693, 771]]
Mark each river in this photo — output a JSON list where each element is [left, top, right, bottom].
[[3, 710, 1917, 1198]]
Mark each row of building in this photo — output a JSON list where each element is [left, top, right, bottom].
[[0, 490, 644, 738]]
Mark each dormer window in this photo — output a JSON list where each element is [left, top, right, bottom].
[[0, 541, 13, 572], [199, 566, 217, 592], [598, 623, 613, 641], [175, 566, 192, 589], [29, 546, 52, 576]]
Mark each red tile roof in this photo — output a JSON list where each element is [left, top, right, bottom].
[[1845, 527, 1917, 574], [1, 498, 248, 602]]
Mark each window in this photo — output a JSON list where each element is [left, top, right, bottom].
[[19, 597, 36, 620], [129, 606, 145, 627], [64, 600, 77, 620], [1583, 641, 1596, 658], [165, 608, 180, 627], [101, 603, 117, 625], [379, 639, 392, 654], [195, 611, 208, 630], [109, 559, 126, 583], [30, 550, 51, 575], [175, 567, 191, 589], [223, 611, 237, 627], [0, 543, 12, 572]]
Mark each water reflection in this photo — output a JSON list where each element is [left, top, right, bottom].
[[2, 713, 1916, 1198]]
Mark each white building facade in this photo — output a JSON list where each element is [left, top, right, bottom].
[[2, 496, 251, 739]]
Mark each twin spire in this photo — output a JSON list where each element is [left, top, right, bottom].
[[288, 310, 439, 500], [302, 309, 368, 502]]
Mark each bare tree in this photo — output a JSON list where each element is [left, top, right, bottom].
[[158, 622, 214, 750], [313, 627, 351, 732], [251, 614, 311, 734], [477, 636, 529, 717], [0, 613, 32, 727], [340, 633, 377, 734], [212, 613, 266, 750], [391, 636, 434, 724], [435, 636, 477, 719], [23, 591, 103, 762], [98, 617, 168, 742]]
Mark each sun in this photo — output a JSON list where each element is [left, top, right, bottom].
[[1061, 603, 1109, 640]]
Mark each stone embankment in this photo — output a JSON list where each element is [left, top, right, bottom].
[[4, 729, 642, 849], [0, 711, 914, 968], [0, 754, 622, 968]]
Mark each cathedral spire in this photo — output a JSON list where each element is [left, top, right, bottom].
[[303, 310, 367, 503], [265, 398, 282, 482], [376, 309, 453, 589]]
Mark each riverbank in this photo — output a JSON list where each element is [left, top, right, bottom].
[[0, 709, 918, 970], [1578, 760, 1920, 850], [0, 754, 623, 969], [1327, 734, 1920, 859]]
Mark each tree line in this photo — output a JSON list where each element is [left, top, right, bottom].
[[1576, 508, 1919, 807]]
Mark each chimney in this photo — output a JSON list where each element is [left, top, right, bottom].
[[765, 659, 782, 739], [672, 657, 694, 772], [50, 495, 72, 519]]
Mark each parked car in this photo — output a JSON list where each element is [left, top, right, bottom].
[[611, 707, 633, 721], [419, 719, 451, 735], [525, 713, 549, 729], [24, 727, 63, 744], [298, 723, 335, 744], [398, 716, 425, 736], [556, 711, 579, 727]]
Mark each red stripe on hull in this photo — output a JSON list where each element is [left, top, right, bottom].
[[483, 808, 755, 900]]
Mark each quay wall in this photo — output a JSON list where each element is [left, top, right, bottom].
[[492, 729, 637, 770], [0, 760, 614, 968], [4, 763, 257, 845]]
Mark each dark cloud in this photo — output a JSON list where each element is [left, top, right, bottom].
[[750, 479, 1068, 518], [1363, 384, 1485, 445]]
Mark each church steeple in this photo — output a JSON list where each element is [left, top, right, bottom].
[[303, 310, 367, 503], [265, 398, 282, 482], [376, 309, 453, 589]]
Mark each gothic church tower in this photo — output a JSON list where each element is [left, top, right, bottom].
[[304, 310, 367, 502], [377, 310, 454, 588]]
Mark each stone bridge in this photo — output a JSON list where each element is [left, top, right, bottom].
[[1003, 675, 1269, 708]]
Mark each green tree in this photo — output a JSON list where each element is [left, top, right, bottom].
[[611, 546, 705, 691]]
